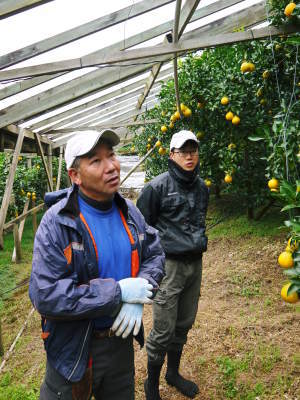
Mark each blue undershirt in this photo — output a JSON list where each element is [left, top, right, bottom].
[[78, 195, 131, 329]]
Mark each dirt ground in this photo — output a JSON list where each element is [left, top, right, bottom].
[[1, 235, 299, 399]]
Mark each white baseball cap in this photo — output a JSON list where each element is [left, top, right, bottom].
[[65, 130, 120, 169], [170, 130, 199, 151]]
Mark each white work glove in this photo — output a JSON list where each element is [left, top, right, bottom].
[[119, 277, 153, 304], [111, 303, 143, 338]]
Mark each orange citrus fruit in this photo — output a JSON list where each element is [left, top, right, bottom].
[[278, 251, 294, 269], [221, 96, 229, 105], [262, 70, 270, 79], [268, 178, 279, 190], [225, 111, 234, 121], [232, 115, 240, 125], [161, 125, 167, 133], [284, 2, 296, 17], [224, 174, 233, 184], [281, 283, 299, 303], [204, 179, 212, 187], [183, 108, 192, 117]]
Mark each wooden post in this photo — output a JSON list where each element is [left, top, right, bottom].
[[56, 146, 63, 191], [12, 199, 29, 262], [33, 132, 53, 191], [0, 127, 25, 249], [13, 223, 22, 263], [32, 199, 37, 236], [47, 144, 53, 192]]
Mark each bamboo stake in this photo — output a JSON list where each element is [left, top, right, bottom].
[[0, 307, 35, 375]]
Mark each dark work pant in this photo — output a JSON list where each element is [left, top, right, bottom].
[[146, 257, 202, 365], [39, 335, 134, 400]]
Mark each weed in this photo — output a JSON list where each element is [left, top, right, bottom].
[[256, 344, 281, 373]]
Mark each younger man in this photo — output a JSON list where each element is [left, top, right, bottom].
[[137, 130, 209, 400]]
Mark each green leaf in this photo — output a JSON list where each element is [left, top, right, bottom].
[[281, 204, 299, 212], [248, 136, 265, 142]]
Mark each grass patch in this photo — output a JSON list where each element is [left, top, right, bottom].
[[207, 195, 288, 239]]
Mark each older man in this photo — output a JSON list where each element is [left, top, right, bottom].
[[137, 130, 209, 400], [29, 130, 165, 400]]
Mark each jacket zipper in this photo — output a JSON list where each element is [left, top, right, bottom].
[[67, 321, 92, 381]]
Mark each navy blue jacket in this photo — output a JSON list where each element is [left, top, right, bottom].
[[29, 185, 165, 382]]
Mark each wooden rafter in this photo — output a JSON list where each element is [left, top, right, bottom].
[[0, 0, 244, 103], [135, 0, 201, 114], [0, 0, 53, 19], [0, 0, 174, 69], [29, 67, 172, 133]]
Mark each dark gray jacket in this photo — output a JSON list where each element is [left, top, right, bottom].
[[137, 159, 209, 259]]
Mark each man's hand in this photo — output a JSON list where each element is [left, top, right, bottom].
[[111, 303, 143, 338], [119, 277, 153, 304]]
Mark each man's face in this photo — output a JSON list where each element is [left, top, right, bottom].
[[170, 140, 199, 171], [69, 141, 120, 201]]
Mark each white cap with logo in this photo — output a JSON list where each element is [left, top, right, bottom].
[[64, 130, 120, 169], [169, 130, 199, 151]]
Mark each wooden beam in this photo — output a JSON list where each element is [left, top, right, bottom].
[[173, 0, 183, 116], [51, 107, 156, 149], [49, 120, 159, 139], [4, 124, 51, 144], [0, 0, 243, 100], [0, 0, 174, 69], [0, 0, 53, 19], [0, 127, 25, 249], [0, 73, 66, 101], [30, 67, 172, 133], [69, 90, 159, 130], [135, 0, 200, 113], [4, 22, 298, 81], [33, 132, 53, 191], [0, 0, 252, 128], [3, 203, 44, 231]]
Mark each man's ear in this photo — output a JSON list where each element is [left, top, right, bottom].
[[169, 151, 174, 160], [68, 168, 81, 185]]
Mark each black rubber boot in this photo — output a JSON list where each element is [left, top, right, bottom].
[[144, 362, 163, 400], [165, 351, 199, 399]]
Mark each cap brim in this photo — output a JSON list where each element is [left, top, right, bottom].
[[99, 129, 120, 147]]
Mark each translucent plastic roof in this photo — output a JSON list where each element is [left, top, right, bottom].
[[0, 0, 272, 145]]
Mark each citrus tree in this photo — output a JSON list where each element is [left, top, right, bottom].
[[0, 153, 68, 222], [132, 32, 299, 217]]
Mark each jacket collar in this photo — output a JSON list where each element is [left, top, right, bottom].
[[59, 184, 129, 220]]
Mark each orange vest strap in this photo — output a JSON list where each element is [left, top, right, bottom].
[[119, 210, 140, 277]]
